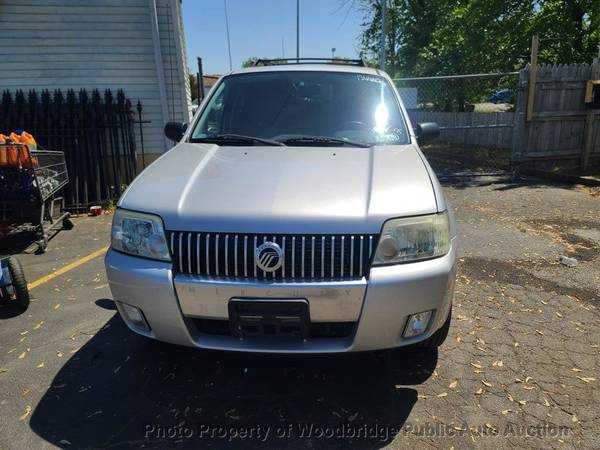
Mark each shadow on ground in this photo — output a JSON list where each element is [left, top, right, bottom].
[[30, 306, 436, 449]]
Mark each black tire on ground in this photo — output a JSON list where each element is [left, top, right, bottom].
[[62, 217, 74, 230], [8, 257, 30, 310], [414, 306, 452, 348]]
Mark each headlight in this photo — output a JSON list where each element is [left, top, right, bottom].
[[111, 208, 171, 261], [373, 211, 450, 265]]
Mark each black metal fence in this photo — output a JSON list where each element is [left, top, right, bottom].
[[0, 88, 143, 211]]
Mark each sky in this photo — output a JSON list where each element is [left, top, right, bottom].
[[182, 0, 365, 75]]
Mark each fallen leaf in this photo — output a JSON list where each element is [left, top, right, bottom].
[[492, 360, 504, 367], [470, 363, 483, 369], [571, 415, 578, 423], [501, 409, 511, 415], [507, 394, 514, 402], [417, 394, 428, 399], [54, 304, 60, 310], [20, 331, 28, 336], [577, 377, 596, 383], [475, 388, 484, 395], [19, 405, 32, 421], [36, 362, 44, 368], [556, 312, 563, 318], [482, 380, 493, 387], [33, 321, 44, 330], [56, 351, 64, 358], [437, 392, 448, 398], [543, 398, 550, 407], [485, 423, 497, 432], [518, 400, 527, 406], [449, 380, 458, 389], [535, 330, 544, 336], [572, 368, 583, 372], [18, 351, 26, 359], [523, 385, 535, 390]]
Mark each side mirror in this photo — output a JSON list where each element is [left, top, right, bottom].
[[164, 122, 188, 142], [415, 122, 440, 144]]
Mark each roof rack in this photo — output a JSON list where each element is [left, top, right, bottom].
[[253, 57, 367, 67]]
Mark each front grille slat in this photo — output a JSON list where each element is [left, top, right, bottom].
[[169, 231, 378, 281]]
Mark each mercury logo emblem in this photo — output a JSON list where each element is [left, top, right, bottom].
[[255, 241, 284, 272]]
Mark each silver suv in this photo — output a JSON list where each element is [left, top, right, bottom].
[[105, 59, 457, 353]]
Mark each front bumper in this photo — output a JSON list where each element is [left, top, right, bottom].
[[105, 243, 456, 353]]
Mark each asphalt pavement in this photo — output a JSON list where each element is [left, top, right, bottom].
[[0, 177, 598, 450]]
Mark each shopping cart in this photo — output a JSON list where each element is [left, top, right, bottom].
[[0, 143, 73, 253]]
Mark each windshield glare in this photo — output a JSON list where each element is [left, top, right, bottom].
[[191, 71, 409, 146]]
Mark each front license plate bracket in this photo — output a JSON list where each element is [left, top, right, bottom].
[[228, 299, 310, 339]]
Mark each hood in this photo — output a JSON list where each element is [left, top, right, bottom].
[[119, 143, 438, 234]]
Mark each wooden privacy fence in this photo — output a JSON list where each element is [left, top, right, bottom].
[[408, 111, 514, 149], [512, 60, 600, 168]]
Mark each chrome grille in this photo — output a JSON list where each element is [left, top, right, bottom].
[[168, 231, 379, 280]]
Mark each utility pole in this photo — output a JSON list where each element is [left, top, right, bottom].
[[379, 0, 386, 70], [296, 0, 300, 61], [224, 0, 232, 71], [196, 57, 204, 102]]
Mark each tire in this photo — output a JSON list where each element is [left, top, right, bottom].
[[62, 217, 74, 230], [414, 306, 452, 348], [36, 238, 47, 254], [8, 257, 30, 310]]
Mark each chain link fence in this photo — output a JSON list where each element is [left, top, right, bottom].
[[394, 72, 519, 113], [393, 72, 520, 150]]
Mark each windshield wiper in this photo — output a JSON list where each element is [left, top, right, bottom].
[[190, 133, 285, 147], [277, 136, 371, 148]]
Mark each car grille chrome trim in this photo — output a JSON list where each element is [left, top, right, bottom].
[[168, 231, 379, 281]]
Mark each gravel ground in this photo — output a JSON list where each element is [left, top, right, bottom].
[[0, 176, 598, 450]]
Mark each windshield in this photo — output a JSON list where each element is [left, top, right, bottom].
[[191, 71, 410, 146]]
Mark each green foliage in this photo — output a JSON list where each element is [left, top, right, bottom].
[[358, 0, 600, 77], [534, 0, 600, 63], [189, 72, 198, 101]]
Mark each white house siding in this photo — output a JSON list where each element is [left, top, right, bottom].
[[0, 0, 191, 156], [156, 0, 192, 124]]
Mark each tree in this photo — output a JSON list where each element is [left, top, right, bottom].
[[189, 72, 198, 101], [534, 0, 600, 64], [356, 0, 599, 76]]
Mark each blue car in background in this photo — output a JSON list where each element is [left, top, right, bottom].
[[489, 89, 512, 103]]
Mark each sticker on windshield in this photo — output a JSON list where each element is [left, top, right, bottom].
[[357, 74, 384, 84]]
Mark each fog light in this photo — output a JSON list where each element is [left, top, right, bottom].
[[120, 302, 150, 332], [403, 310, 433, 338]]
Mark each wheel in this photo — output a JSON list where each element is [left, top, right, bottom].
[[7, 257, 30, 310], [62, 217, 74, 230], [413, 306, 452, 348], [36, 239, 47, 254]]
